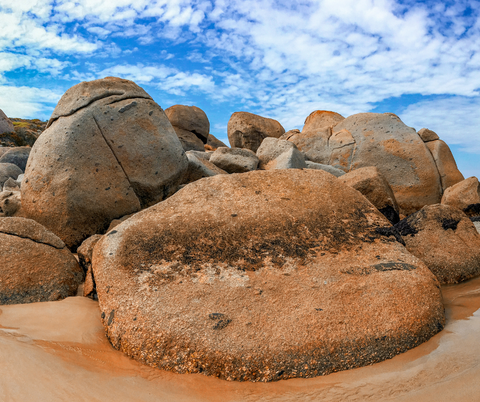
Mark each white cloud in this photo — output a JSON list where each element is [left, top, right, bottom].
[[0, 85, 61, 118], [400, 96, 480, 154]]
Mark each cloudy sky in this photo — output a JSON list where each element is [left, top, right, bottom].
[[0, 0, 479, 177]]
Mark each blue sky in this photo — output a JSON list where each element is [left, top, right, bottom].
[[0, 0, 479, 178]]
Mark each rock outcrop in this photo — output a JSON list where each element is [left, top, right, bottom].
[[339, 166, 400, 224], [92, 169, 444, 382], [21, 77, 188, 250], [441, 177, 480, 219], [287, 113, 442, 215], [394, 204, 480, 284], [0, 217, 83, 305], [256, 138, 307, 170], [228, 112, 285, 152], [165, 105, 209, 151], [210, 147, 259, 173]]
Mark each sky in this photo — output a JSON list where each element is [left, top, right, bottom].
[[0, 0, 479, 178]]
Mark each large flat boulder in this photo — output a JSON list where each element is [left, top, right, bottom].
[[228, 112, 285, 152], [210, 147, 259, 173], [21, 77, 188, 250], [0, 217, 83, 305], [288, 113, 442, 215], [92, 169, 444, 382], [394, 204, 480, 284]]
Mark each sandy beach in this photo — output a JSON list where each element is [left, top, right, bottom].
[[1, 275, 479, 402]]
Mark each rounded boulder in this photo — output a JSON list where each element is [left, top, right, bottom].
[[0, 217, 83, 305], [92, 169, 444, 382], [21, 77, 188, 250], [394, 204, 480, 284]]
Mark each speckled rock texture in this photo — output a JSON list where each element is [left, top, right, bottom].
[[302, 110, 345, 132], [92, 169, 445, 382], [0, 147, 31, 172], [441, 176, 480, 219], [256, 137, 307, 170], [0, 217, 83, 305], [21, 77, 188, 250], [425, 140, 464, 192], [339, 166, 400, 224], [287, 113, 442, 215], [228, 112, 285, 152], [210, 147, 259, 173], [394, 204, 480, 284]]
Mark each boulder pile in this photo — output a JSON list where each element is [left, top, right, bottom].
[[0, 77, 478, 383]]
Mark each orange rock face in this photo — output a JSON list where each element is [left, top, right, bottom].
[[441, 176, 480, 218], [0, 217, 83, 305], [425, 140, 464, 192], [93, 169, 444, 382], [227, 112, 285, 152], [395, 204, 480, 284]]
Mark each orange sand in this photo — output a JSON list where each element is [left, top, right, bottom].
[[1, 276, 480, 401]]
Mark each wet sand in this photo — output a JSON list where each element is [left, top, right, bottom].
[[1, 276, 480, 401]]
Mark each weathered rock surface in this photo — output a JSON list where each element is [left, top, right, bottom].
[[206, 134, 227, 150], [305, 161, 345, 177], [441, 177, 480, 218], [0, 109, 14, 134], [0, 189, 21, 217], [0, 147, 31, 172], [418, 128, 439, 142], [257, 138, 307, 170], [0, 163, 22, 188], [210, 147, 259, 173], [0, 217, 83, 305], [394, 204, 480, 284], [425, 140, 464, 192], [302, 110, 345, 132], [92, 169, 444, 382], [289, 113, 442, 215], [228, 112, 285, 152], [339, 167, 400, 224], [165, 105, 210, 144], [21, 77, 188, 250], [78, 234, 103, 300], [183, 151, 228, 184]]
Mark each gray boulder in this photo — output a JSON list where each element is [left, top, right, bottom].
[[210, 147, 259, 173], [256, 138, 307, 170], [305, 161, 345, 177], [0, 163, 22, 187], [183, 151, 228, 184], [0, 147, 31, 172]]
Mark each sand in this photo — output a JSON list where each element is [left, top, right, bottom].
[[1, 277, 480, 401]]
